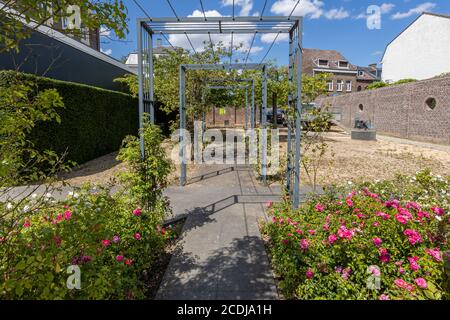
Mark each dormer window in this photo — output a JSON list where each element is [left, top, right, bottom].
[[318, 59, 329, 67], [338, 61, 349, 68], [358, 70, 364, 76]]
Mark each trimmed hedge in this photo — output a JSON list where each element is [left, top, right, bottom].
[[0, 71, 138, 165]]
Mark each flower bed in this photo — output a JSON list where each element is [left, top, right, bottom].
[[262, 170, 449, 300], [0, 186, 178, 299]]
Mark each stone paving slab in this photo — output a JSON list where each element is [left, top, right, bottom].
[[157, 165, 279, 300]]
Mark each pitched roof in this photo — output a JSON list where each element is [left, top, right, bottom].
[[302, 48, 357, 72], [356, 66, 381, 80]]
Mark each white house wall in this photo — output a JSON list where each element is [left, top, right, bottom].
[[382, 14, 450, 82]]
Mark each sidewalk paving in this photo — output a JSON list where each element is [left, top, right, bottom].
[[158, 164, 317, 300]]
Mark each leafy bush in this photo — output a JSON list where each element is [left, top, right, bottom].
[[117, 120, 172, 210], [365, 81, 389, 90], [393, 78, 417, 85], [0, 123, 173, 299], [0, 71, 138, 165], [263, 170, 449, 300], [0, 75, 69, 186]]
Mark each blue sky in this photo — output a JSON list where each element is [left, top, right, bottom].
[[100, 0, 450, 67]]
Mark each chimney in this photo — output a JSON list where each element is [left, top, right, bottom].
[[369, 63, 377, 69], [156, 38, 162, 47]]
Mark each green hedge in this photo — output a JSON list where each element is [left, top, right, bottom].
[[0, 71, 138, 165]]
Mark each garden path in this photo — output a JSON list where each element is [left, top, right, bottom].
[[159, 164, 316, 300]]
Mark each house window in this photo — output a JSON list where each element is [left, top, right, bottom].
[[357, 85, 362, 91], [327, 81, 333, 91], [346, 81, 352, 92], [337, 80, 344, 92], [318, 59, 329, 67], [338, 61, 349, 68], [358, 70, 364, 76]]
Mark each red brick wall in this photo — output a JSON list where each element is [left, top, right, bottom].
[[205, 106, 260, 127], [317, 76, 450, 145]]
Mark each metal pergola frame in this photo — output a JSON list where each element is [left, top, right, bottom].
[[179, 63, 268, 187], [136, 16, 304, 208]]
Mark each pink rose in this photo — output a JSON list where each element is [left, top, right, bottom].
[[337, 225, 353, 240], [395, 214, 408, 225], [431, 207, 444, 216], [113, 235, 121, 243], [425, 247, 442, 262], [379, 248, 391, 263], [315, 203, 324, 212], [23, 219, 31, 228], [379, 294, 390, 300], [403, 229, 423, 245], [133, 207, 142, 216], [305, 269, 314, 279], [376, 211, 390, 220], [408, 256, 420, 272], [116, 255, 124, 262], [415, 278, 428, 289], [265, 201, 273, 208], [299, 239, 309, 251], [308, 229, 316, 235], [64, 210, 72, 220], [372, 237, 382, 247], [328, 234, 338, 244], [134, 233, 141, 240], [346, 199, 353, 207], [102, 239, 110, 247]]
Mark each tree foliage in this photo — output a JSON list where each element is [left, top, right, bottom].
[[0, 0, 128, 52]]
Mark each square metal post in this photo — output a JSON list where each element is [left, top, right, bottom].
[[261, 64, 268, 184], [245, 87, 248, 129], [293, 19, 303, 209], [251, 80, 255, 129], [137, 21, 145, 159], [179, 65, 187, 186], [148, 31, 154, 123], [286, 27, 293, 196]]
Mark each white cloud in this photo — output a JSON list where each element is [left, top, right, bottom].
[[222, 0, 253, 16], [168, 9, 262, 56], [355, 3, 395, 20], [380, 3, 395, 14], [100, 48, 112, 55], [99, 26, 111, 37], [391, 2, 436, 19], [371, 50, 383, 56], [260, 33, 289, 44], [324, 7, 350, 20], [271, 0, 324, 19]]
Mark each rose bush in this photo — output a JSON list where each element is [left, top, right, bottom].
[[263, 170, 449, 300], [0, 123, 174, 299]]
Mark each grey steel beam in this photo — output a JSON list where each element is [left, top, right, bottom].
[[293, 19, 303, 209], [148, 31, 154, 123], [182, 63, 265, 70], [139, 16, 302, 23], [286, 27, 293, 196], [137, 21, 145, 159], [261, 64, 268, 184], [179, 65, 187, 186]]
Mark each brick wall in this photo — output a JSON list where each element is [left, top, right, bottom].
[[316, 76, 450, 145], [205, 106, 260, 127]]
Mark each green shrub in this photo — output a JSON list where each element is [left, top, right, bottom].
[[365, 81, 388, 90], [0, 71, 138, 165], [263, 170, 449, 300], [393, 78, 418, 85], [0, 122, 174, 299]]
